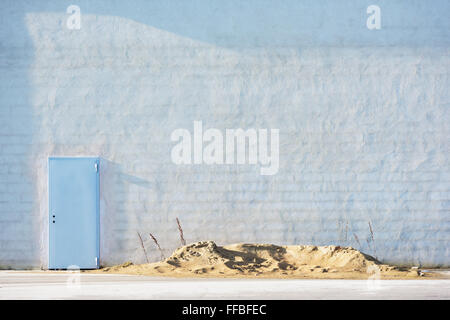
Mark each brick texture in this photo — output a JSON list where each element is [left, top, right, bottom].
[[0, 1, 449, 268]]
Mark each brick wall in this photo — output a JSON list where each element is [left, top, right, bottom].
[[0, 0, 449, 268]]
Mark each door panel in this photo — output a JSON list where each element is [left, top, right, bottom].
[[49, 157, 99, 269]]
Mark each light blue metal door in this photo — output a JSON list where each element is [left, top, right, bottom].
[[49, 157, 100, 269]]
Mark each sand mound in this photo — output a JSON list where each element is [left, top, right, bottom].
[[97, 241, 427, 279]]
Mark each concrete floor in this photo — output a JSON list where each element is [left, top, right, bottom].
[[0, 271, 449, 300]]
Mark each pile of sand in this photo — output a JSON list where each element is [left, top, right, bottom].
[[96, 241, 428, 279]]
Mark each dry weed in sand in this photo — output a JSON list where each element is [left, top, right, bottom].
[[97, 241, 431, 279], [368, 220, 377, 259], [176, 217, 186, 246], [137, 231, 149, 263], [345, 221, 348, 242], [368, 221, 375, 242], [353, 233, 361, 248], [149, 233, 165, 260]]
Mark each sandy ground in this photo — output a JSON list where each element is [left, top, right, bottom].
[[93, 241, 441, 280], [1, 271, 449, 299]]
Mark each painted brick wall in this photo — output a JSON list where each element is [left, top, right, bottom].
[[0, 1, 449, 268]]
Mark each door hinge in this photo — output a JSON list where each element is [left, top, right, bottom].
[[95, 257, 98, 265], [94, 162, 98, 172]]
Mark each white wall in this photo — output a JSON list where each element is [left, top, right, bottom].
[[0, 1, 449, 268]]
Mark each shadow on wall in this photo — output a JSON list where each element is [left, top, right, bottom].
[[24, 0, 450, 48], [0, 3, 37, 268], [3, 0, 450, 268], [100, 159, 168, 265]]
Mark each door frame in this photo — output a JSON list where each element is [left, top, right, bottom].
[[48, 156, 100, 269]]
